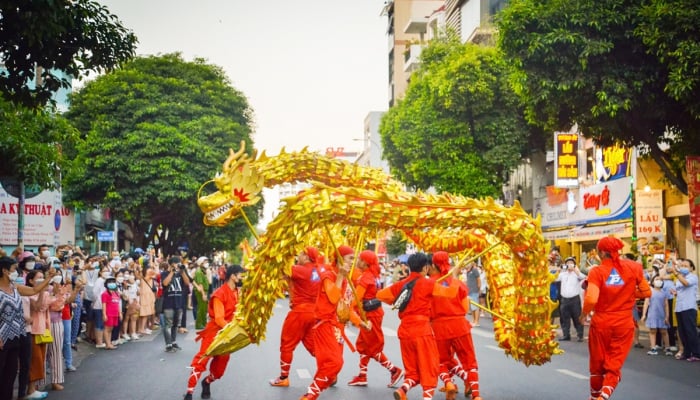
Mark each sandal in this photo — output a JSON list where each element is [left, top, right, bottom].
[[105, 345, 117, 350], [675, 352, 686, 360]]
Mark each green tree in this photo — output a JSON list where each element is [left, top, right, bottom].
[[380, 37, 534, 198], [385, 230, 408, 258], [64, 54, 258, 255], [497, 0, 700, 194], [0, 0, 137, 109], [0, 99, 79, 189]]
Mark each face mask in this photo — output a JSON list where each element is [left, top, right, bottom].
[[9, 271, 19, 281], [107, 283, 117, 290], [52, 275, 63, 284], [92, 262, 100, 269], [25, 261, 35, 270], [35, 278, 45, 285], [15, 276, 25, 285], [236, 280, 243, 288], [653, 280, 663, 288], [566, 263, 575, 269], [561, 265, 568, 270], [116, 277, 124, 283], [101, 272, 111, 279], [135, 279, 141, 286], [679, 267, 689, 275]]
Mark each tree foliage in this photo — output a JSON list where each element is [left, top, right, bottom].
[[497, 0, 700, 194], [380, 37, 535, 198], [385, 230, 408, 257], [0, 99, 79, 189], [0, 0, 137, 109], [63, 54, 258, 255]]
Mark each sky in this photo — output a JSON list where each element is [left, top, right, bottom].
[[97, 0, 389, 227]]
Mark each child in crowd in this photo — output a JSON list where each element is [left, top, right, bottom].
[[642, 275, 670, 355], [101, 277, 122, 349]]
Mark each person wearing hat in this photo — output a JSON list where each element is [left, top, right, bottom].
[[346, 249, 403, 388], [0, 256, 57, 400], [270, 247, 322, 387], [192, 257, 211, 330], [429, 251, 482, 400], [184, 264, 245, 400], [579, 236, 651, 400], [299, 245, 369, 400], [556, 256, 586, 342]]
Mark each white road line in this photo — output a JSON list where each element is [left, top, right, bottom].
[[485, 345, 501, 352], [556, 368, 588, 380], [297, 369, 311, 379]]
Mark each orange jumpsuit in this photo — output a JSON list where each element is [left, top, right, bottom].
[[582, 257, 650, 400], [302, 264, 358, 400], [278, 261, 321, 378], [431, 277, 480, 399], [378, 272, 458, 400], [186, 283, 239, 393]]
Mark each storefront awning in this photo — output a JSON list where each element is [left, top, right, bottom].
[[543, 222, 632, 242]]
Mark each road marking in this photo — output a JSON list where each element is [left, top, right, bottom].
[[297, 369, 311, 379], [485, 345, 501, 352], [470, 328, 492, 338], [556, 368, 587, 380]]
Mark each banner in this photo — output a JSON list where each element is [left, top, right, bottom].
[[687, 156, 700, 242], [634, 189, 664, 239], [593, 144, 633, 183], [554, 132, 579, 187]]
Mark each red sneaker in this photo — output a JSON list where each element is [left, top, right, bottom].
[[393, 389, 407, 400], [347, 375, 368, 386], [388, 367, 404, 388]]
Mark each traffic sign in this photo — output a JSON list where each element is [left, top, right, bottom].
[[97, 231, 114, 242]]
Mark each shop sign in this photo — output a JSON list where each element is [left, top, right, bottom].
[[554, 132, 579, 187], [634, 190, 664, 238], [0, 186, 75, 246], [687, 156, 700, 242], [593, 144, 633, 183], [538, 176, 633, 229]]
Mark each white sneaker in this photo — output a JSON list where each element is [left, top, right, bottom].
[[122, 334, 131, 341], [25, 391, 47, 399], [143, 328, 153, 335], [131, 334, 140, 340], [95, 343, 106, 349], [115, 339, 124, 345]]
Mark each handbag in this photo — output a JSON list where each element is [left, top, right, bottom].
[[35, 328, 53, 344]]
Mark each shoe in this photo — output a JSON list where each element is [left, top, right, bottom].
[[577, 337, 584, 342], [269, 376, 289, 387], [664, 349, 674, 356], [201, 379, 211, 399], [444, 381, 458, 400], [393, 388, 407, 400], [95, 343, 106, 349], [633, 343, 644, 348], [675, 352, 686, 360], [183, 394, 192, 400], [558, 336, 571, 341], [114, 339, 124, 345], [80, 322, 87, 334], [669, 346, 678, 352], [165, 345, 176, 353], [122, 334, 131, 341], [143, 328, 153, 335], [172, 343, 182, 351], [52, 383, 64, 391], [473, 323, 480, 327], [388, 367, 404, 388], [25, 391, 47, 399], [687, 356, 700, 362], [65, 365, 77, 372], [647, 349, 658, 356], [347, 375, 368, 386], [131, 334, 140, 340]]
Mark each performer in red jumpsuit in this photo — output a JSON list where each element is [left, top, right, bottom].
[[270, 247, 321, 387], [377, 252, 459, 400], [347, 250, 404, 387], [580, 236, 651, 400], [300, 245, 368, 400], [183, 265, 245, 400], [430, 251, 482, 400]]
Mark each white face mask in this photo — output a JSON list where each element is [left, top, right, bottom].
[[35, 278, 45, 285], [654, 280, 663, 288], [51, 275, 63, 284], [101, 272, 111, 279], [116, 276, 124, 283], [41, 250, 50, 258], [9, 271, 19, 281], [25, 261, 35, 270]]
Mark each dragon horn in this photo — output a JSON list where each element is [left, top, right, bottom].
[[223, 141, 247, 172]]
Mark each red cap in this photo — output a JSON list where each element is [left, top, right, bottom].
[[432, 251, 451, 274]]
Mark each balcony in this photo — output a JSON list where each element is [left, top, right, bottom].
[[404, 44, 422, 73]]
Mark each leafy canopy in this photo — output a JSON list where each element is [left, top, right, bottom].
[[0, 0, 137, 109], [64, 53, 258, 254], [497, 0, 700, 194], [380, 37, 533, 198]]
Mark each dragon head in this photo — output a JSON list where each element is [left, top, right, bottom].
[[197, 141, 264, 226]]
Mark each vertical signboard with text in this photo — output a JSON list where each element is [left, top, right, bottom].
[[687, 156, 700, 242], [554, 132, 579, 187], [635, 189, 664, 239]]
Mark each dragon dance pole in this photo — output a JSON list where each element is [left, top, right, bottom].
[[323, 225, 367, 322], [468, 299, 514, 326], [240, 210, 260, 241]]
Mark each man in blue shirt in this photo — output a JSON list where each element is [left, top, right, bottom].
[[671, 258, 699, 361]]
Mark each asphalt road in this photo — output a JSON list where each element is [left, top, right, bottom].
[[44, 299, 700, 400]]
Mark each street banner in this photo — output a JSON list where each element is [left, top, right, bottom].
[[635, 189, 664, 239], [687, 156, 700, 242], [554, 132, 579, 187], [593, 144, 633, 183]]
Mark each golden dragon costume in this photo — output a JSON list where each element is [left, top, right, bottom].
[[197, 142, 561, 366]]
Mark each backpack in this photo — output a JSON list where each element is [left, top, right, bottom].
[[392, 277, 420, 312]]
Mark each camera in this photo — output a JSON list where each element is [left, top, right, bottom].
[[178, 264, 186, 271]]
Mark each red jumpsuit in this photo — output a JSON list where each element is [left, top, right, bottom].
[[186, 283, 239, 393], [350, 264, 400, 384], [582, 256, 650, 400], [302, 264, 357, 400], [277, 261, 321, 378], [431, 277, 480, 399], [378, 272, 458, 400]]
